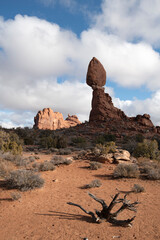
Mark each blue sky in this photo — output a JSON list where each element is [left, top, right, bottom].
[[0, 0, 160, 128]]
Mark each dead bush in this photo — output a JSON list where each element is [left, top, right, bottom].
[[90, 161, 102, 170], [113, 163, 140, 178], [5, 169, 44, 191]]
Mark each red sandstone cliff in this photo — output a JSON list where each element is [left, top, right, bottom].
[[34, 108, 81, 130]]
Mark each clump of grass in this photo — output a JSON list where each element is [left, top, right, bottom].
[[131, 184, 145, 193], [89, 161, 102, 170], [10, 192, 22, 201], [82, 179, 102, 189], [113, 163, 140, 178], [38, 161, 56, 171], [5, 169, 45, 191], [51, 155, 72, 165]]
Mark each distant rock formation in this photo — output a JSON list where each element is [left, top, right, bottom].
[[34, 108, 81, 130], [87, 57, 157, 134]]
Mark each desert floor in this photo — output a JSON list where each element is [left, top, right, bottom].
[[0, 152, 160, 240]]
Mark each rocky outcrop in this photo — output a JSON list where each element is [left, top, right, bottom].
[[87, 57, 156, 134], [34, 108, 81, 130]]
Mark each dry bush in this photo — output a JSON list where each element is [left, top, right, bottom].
[[58, 148, 72, 155], [90, 161, 102, 170], [131, 184, 145, 193], [5, 169, 44, 191], [138, 161, 160, 180], [51, 155, 72, 165], [0, 158, 14, 178], [10, 192, 22, 200], [113, 163, 140, 178], [38, 161, 56, 171], [82, 179, 102, 189]]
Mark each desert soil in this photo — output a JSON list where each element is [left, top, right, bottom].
[[0, 152, 160, 240]]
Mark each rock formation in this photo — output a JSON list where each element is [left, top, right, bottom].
[[87, 57, 156, 134], [34, 108, 81, 130]]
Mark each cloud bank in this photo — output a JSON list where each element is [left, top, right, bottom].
[[0, 0, 160, 128]]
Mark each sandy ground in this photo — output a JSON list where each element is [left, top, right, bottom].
[[0, 152, 160, 240]]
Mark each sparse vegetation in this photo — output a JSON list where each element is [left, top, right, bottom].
[[133, 139, 160, 159], [5, 169, 45, 191], [38, 161, 56, 171], [139, 161, 160, 180], [0, 129, 23, 155], [95, 142, 116, 155], [82, 179, 102, 189], [113, 163, 140, 178], [95, 134, 116, 144], [51, 155, 72, 165], [10, 192, 22, 201], [89, 161, 102, 170], [131, 184, 145, 193]]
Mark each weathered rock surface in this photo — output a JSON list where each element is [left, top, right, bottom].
[[86, 57, 156, 135], [86, 57, 106, 88], [34, 108, 81, 130]]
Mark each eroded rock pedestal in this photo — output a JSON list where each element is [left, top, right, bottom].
[[87, 57, 156, 135], [34, 108, 81, 130]]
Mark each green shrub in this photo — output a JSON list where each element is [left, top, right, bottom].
[[71, 137, 86, 148], [6, 169, 44, 191], [113, 164, 140, 178], [95, 134, 116, 144], [90, 161, 102, 170], [0, 130, 23, 155], [96, 142, 116, 155], [133, 139, 159, 159]]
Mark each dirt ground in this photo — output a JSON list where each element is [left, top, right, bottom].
[[0, 152, 160, 240]]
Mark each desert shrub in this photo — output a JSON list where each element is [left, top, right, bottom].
[[58, 148, 72, 155], [10, 192, 22, 201], [90, 161, 102, 170], [39, 135, 67, 149], [133, 139, 159, 159], [83, 179, 102, 189], [113, 163, 140, 178], [131, 184, 145, 193], [95, 134, 116, 144], [0, 130, 23, 155], [71, 136, 86, 148], [38, 161, 56, 171], [95, 142, 116, 155], [139, 161, 160, 180], [6, 169, 45, 191], [0, 152, 35, 167], [0, 158, 13, 178], [135, 134, 144, 143], [51, 155, 72, 165]]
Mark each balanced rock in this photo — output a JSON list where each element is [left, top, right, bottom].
[[34, 108, 81, 130], [86, 57, 106, 88], [87, 57, 156, 135]]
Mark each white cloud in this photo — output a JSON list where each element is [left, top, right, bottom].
[[0, 9, 160, 128], [95, 0, 160, 47]]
